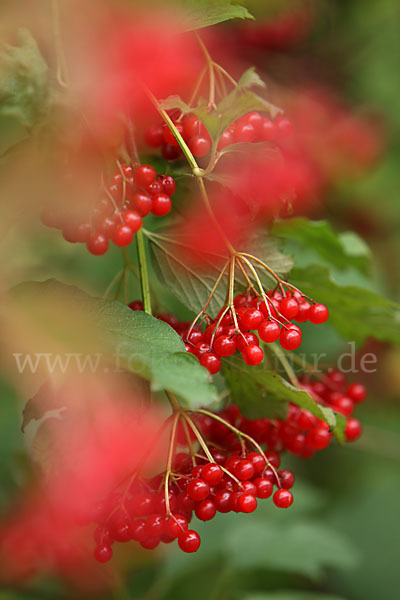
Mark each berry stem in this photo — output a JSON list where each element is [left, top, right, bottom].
[[164, 412, 180, 516], [194, 33, 217, 109], [135, 229, 152, 315], [51, 0, 70, 88], [103, 268, 124, 300]]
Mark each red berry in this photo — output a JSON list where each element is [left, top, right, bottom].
[[274, 116, 293, 139], [254, 477, 273, 499], [241, 308, 263, 330], [213, 335, 237, 357], [309, 303, 329, 324], [273, 489, 293, 508], [112, 224, 134, 247], [199, 352, 222, 374], [123, 210, 142, 233], [178, 530, 201, 553], [187, 479, 210, 501], [247, 452, 266, 473], [234, 122, 255, 143], [164, 514, 188, 538], [346, 383, 367, 403], [237, 493, 257, 513], [244, 111, 263, 133], [145, 123, 164, 147], [201, 463, 223, 485], [265, 450, 281, 469], [242, 344, 264, 366], [151, 193, 172, 216], [134, 164, 156, 188], [234, 459, 255, 481], [94, 544, 113, 563], [131, 519, 147, 542], [279, 297, 299, 320], [258, 320, 280, 343], [280, 327, 302, 351], [217, 129, 235, 150], [141, 537, 160, 550], [162, 143, 181, 160], [193, 342, 210, 356], [278, 469, 295, 489], [214, 489, 232, 513], [87, 232, 108, 255], [145, 514, 164, 537], [184, 329, 204, 345], [306, 427, 331, 450], [260, 118, 276, 141], [330, 395, 354, 417], [295, 300, 311, 322], [195, 499, 216, 521], [182, 115, 203, 139], [236, 332, 259, 352], [188, 135, 211, 157], [345, 418, 362, 442], [147, 180, 163, 196], [161, 175, 176, 196]]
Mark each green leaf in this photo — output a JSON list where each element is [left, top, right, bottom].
[[244, 591, 348, 600], [158, 95, 192, 114], [148, 232, 292, 317], [10, 280, 218, 408], [227, 520, 359, 580], [222, 359, 289, 419], [272, 218, 371, 275], [291, 265, 400, 346], [180, 1, 254, 31], [222, 355, 346, 441], [0, 29, 50, 129]]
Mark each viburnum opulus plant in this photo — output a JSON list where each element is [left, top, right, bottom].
[[33, 34, 367, 563], [6, 3, 398, 581]]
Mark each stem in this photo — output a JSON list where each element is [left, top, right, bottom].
[[164, 412, 180, 516], [103, 269, 124, 300], [269, 344, 299, 386], [51, 0, 70, 87], [135, 229, 152, 314]]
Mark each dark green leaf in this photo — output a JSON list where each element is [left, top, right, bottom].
[[0, 29, 50, 128], [272, 218, 371, 275], [245, 591, 348, 600], [10, 280, 218, 408], [291, 265, 400, 346], [180, 1, 254, 31]]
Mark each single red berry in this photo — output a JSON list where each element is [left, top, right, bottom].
[[237, 493, 257, 513], [297, 409, 318, 431], [278, 469, 295, 489], [273, 489, 293, 508], [258, 320, 280, 343], [199, 352, 222, 374], [346, 383, 367, 403], [191, 465, 203, 478], [87, 232, 108, 255], [213, 335, 237, 357], [134, 164, 156, 188], [242, 344, 264, 366], [145, 514, 164, 537], [182, 115, 203, 139], [295, 300, 311, 322], [325, 369, 346, 389], [141, 537, 160, 550], [217, 129, 235, 150], [330, 395, 354, 417], [163, 122, 184, 147], [145, 123, 164, 147], [234, 122, 256, 143], [178, 530, 201, 553], [161, 175, 176, 196], [254, 477, 273, 499], [214, 489, 232, 513], [260, 118, 276, 141], [151, 193, 172, 216], [195, 499, 216, 521], [241, 308, 264, 330], [123, 210, 142, 233], [131, 518, 148, 542], [94, 544, 113, 563], [164, 514, 188, 538], [280, 327, 302, 351], [162, 143, 181, 160], [234, 459, 255, 481], [193, 342, 210, 356], [345, 418, 362, 442], [265, 450, 281, 469], [309, 303, 329, 324], [279, 297, 299, 320], [184, 328, 204, 345], [244, 111, 263, 133], [247, 452, 266, 474], [225, 455, 241, 472], [306, 427, 332, 450], [112, 224, 134, 247], [240, 481, 257, 495], [129, 191, 152, 217], [201, 463, 223, 485], [274, 116, 293, 139], [187, 479, 210, 501], [147, 180, 163, 196], [236, 332, 259, 352], [188, 135, 211, 157]]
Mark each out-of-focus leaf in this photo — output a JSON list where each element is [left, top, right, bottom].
[[180, 0, 254, 31], [244, 592, 348, 600]]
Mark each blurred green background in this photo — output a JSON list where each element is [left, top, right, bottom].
[[1, 0, 399, 599]]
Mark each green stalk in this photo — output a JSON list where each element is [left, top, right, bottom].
[[135, 229, 152, 315]]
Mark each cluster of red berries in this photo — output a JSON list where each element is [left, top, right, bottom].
[[91, 411, 294, 563], [40, 164, 175, 256], [145, 111, 293, 160], [183, 290, 329, 375]]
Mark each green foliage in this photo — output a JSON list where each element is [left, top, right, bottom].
[[0, 28, 50, 130], [291, 265, 400, 346], [11, 280, 218, 408], [272, 218, 371, 275], [180, 0, 254, 31], [244, 592, 348, 600]]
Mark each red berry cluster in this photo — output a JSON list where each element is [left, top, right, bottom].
[[40, 164, 175, 256], [91, 411, 293, 563], [145, 114, 211, 159], [217, 112, 293, 150], [183, 290, 329, 375], [145, 112, 293, 160]]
